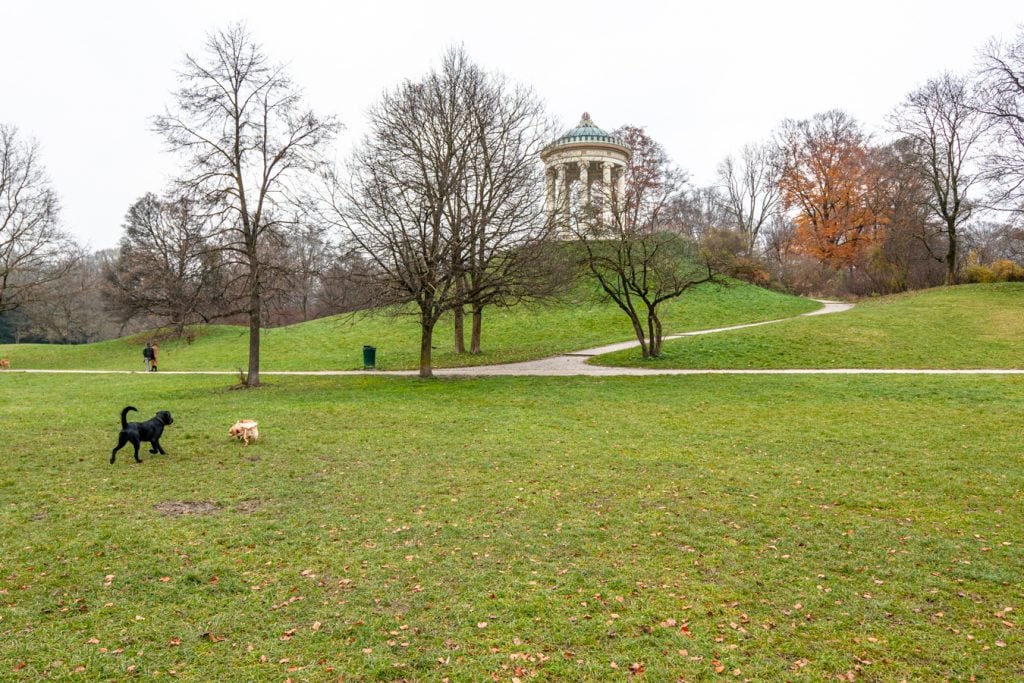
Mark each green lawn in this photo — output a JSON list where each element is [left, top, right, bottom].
[[1, 373, 1021, 681], [0, 281, 818, 371], [594, 283, 1024, 369]]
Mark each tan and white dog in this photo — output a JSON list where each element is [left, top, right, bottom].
[[228, 419, 259, 445], [0, 358, 10, 369]]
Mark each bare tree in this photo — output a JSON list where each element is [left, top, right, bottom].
[[867, 138, 946, 293], [326, 51, 471, 378], [573, 127, 717, 359], [972, 220, 1024, 263], [452, 51, 556, 355], [254, 215, 336, 324], [153, 23, 340, 386], [315, 252, 381, 316], [977, 27, 1024, 221], [666, 185, 727, 239], [283, 219, 333, 322], [325, 48, 553, 376], [0, 124, 77, 315], [574, 215, 716, 359], [717, 142, 782, 256], [19, 249, 126, 343], [614, 125, 689, 234], [891, 73, 986, 284], [103, 192, 226, 334]]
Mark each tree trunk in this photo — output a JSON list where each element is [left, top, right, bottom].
[[419, 317, 434, 379], [470, 304, 483, 354], [627, 312, 648, 358], [648, 311, 663, 358], [945, 224, 958, 285], [247, 291, 261, 387], [453, 305, 465, 354]]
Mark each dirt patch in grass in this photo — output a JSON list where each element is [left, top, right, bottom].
[[234, 499, 262, 514], [154, 500, 220, 516]]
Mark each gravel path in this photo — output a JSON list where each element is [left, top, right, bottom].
[[8, 300, 1024, 376]]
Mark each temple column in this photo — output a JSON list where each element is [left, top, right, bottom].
[[556, 163, 567, 215], [616, 168, 626, 207], [602, 162, 613, 225], [578, 159, 590, 207], [545, 169, 555, 215]]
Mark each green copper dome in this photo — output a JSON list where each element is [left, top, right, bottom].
[[546, 112, 629, 150]]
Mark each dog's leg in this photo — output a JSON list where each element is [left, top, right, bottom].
[[153, 438, 167, 455], [130, 436, 142, 463], [111, 433, 128, 464]]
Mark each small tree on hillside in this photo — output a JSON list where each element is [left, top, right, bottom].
[[572, 126, 718, 359], [575, 219, 716, 358]]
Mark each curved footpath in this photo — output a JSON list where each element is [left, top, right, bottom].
[[7, 301, 1024, 376]]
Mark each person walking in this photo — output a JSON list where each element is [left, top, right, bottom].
[[143, 342, 154, 372]]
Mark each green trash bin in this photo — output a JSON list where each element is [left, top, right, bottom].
[[362, 345, 376, 369]]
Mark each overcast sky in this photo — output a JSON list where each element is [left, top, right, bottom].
[[2, 0, 1020, 250]]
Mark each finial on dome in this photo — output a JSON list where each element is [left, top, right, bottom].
[[579, 112, 594, 126]]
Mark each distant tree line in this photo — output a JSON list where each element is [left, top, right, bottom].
[[3, 22, 1024, 370]]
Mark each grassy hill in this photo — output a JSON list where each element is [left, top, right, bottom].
[[594, 283, 1024, 369], [0, 280, 818, 371]]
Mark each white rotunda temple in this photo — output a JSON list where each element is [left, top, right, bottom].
[[540, 112, 631, 231]]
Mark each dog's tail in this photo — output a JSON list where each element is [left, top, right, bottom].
[[121, 406, 137, 429]]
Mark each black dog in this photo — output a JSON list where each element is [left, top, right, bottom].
[[110, 406, 173, 464]]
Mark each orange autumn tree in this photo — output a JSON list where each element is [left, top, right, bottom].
[[776, 110, 887, 269]]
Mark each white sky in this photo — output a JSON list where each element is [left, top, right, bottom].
[[2, 0, 1020, 250]]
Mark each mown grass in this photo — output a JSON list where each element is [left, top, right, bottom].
[[0, 281, 817, 371], [594, 283, 1024, 369], [1, 372, 1022, 681]]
